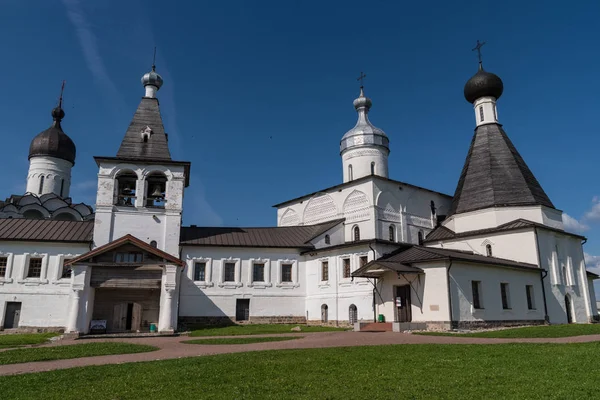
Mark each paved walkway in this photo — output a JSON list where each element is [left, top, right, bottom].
[[1, 331, 600, 376]]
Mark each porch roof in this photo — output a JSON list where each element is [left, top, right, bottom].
[[352, 245, 539, 278], [65, 234, 185, 267]]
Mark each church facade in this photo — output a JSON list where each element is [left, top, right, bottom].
[[0, 56, 596, 334]]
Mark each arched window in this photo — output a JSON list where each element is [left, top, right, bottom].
[[150, 240, 157, 248], [389, 225, 395, 242], [486, 244, 492, 257], [417, 231, 423, 245], [370, 162, 375, 175], [38, 176, 45, 195], [353, 226, 360, 241], [349, 304, 358, 324], [321, 304, 328, 323], [115, 170, 137, 206], [562, 266, 567, 285], [348, 164, 353, 181], [146, 172, 168, 208], [324, 234, 330, 245], [479, 106, 484, 121]]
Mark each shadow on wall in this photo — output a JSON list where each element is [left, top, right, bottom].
[[177, 273, 234, 330]]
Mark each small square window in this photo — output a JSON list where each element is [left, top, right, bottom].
[[281, 264, 293, 283], [194, 262, 206, 281], [321, 261, 329, 281], [0, 257, 7, 278], [28, 258, 43, 278], [253, 263, 265, 282], [343, 259, 351, 279], [224, 263, 235, 282]]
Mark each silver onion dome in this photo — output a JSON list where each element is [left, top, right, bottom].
[[340, 87, 389, 154], [141, 65, 163, 89]]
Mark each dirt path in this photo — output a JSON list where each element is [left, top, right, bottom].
[[1, 331, 599, 376]]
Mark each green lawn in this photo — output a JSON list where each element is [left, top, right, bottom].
[[0, 342, 157, 366], [1, 343, 600, 399], [183, 336, 302, 345], [0, 333, 58, 349], [414, 324, 600, 338], [189, 324, 347, 337]]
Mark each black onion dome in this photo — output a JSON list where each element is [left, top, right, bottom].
[[28, 107, 76, 164], [464, 64, 504, 103]]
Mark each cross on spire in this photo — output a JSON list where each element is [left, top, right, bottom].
[[58, 80, 65, 108], [472, 40, 486, 65], [152, 46, 157, 71], [357, 71, 367, 88]]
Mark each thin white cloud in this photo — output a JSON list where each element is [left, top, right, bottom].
[[584, 253, 600, 275], [61, 0, 125, 110], [584, 197, 600, 222], [562, 213, 589, 234]]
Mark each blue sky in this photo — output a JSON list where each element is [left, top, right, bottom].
[[2, 1, 600, 280]]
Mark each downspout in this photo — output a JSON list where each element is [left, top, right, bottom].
[[446, 260, 454, 329], [369, 243, 378, 322], [534, 227, 550, 323]]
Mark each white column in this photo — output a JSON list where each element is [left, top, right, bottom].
[[158, 288, 175, 332], [66, 289, 82, 333]]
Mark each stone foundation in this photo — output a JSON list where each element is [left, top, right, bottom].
[[307, 320, 353, 328], [178, 316, 308, 331], [454, 319, 545, 330], [247, 316, 306, 324], [0, 326, 65, 334]]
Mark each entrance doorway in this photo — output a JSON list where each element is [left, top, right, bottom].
[[565, 295, 573, 323], [236, 299, 250, 321], [395, 286, 412, 323], [113, 303, 142, 332], [4, 302, 21, 329]]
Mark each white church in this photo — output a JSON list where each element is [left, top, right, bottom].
[[0, 53, 597, 334]]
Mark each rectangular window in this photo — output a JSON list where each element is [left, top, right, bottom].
[[61, 261, 72, 279], [115, 252, 143, 263], [281, 264, 293, 282], [194, 262, 206, 281], [500, 283, 511, 309], [0, 257, 7, 277], [471, 281, 482, 309], [526, 285, 535, 310], [359, 256, 368, 268], [253, 263, 265, 282], [28, 258, 43, 278], [224, 262, 235, 282], [343, 258, 351, 279], [321, 261, 329, 281], [479, 106, 484, 121]]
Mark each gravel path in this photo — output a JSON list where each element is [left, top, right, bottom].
[[1, 331, 599, 377]]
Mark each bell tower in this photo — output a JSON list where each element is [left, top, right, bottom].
[[92, 63, 191, 257]]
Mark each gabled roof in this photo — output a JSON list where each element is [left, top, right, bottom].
[[180, 219, 344, 248], [65, 234, 184, 266], [116, 97, 171, 161], [0, 219, 93, 243], [424, 218, 586, 243], [449, 123, 554, 216], [353, 245, 539, 278]]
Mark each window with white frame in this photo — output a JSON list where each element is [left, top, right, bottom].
[[194, 262, 206, 281], [224, 262, 236, 282], [253, 263, 265, 282], [0, 256, 7, 277], [342, 258, 351, 279], [281, 263, 293, 283], [526, 285, 535, 310], [27, 257, 43, 278], [321, 261, 329, 281], [60, 260, 72, 279], [472, 281, 482, 309]]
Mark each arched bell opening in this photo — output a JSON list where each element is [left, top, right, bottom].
[[145, 172, 167, 208], [115, 170, 138, 207]]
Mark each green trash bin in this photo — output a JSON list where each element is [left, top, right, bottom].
[[149, 323, 157, 333], [378, 314, 385, 323]]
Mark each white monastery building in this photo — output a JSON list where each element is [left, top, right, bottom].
[[0, 54, 597, 334]]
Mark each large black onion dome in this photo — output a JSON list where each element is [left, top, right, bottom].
[[28, 106, 76, 164], [464, 64, 504, 103]]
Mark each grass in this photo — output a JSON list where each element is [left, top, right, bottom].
[[0, 333, 58, 349], [189, 324, 348, 337], [0, 343, 157, 366], [183, 336, 302, 345], [413, 324, 600, 338], [1, 343, 600, 399]]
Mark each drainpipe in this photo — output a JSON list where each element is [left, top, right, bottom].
[[534, 227, 550, 323], [369, 243, 377, 322], [446, 260, 454, 329]]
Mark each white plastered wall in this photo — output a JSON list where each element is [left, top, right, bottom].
[[26, 156, 73, 198]]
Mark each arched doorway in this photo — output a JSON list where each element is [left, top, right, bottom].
[[349, 304, 358, 324], [565, 295, 573, 323], [321, 304, 328, 323]]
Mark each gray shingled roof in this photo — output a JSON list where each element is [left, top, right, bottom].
[[116, 97, 171, 160], [353, 245, 539, 278], [425, 218, 585, 243], [449, 123, 554, 216], [0, 219, 93, 242], [180, 219, 344, 248]]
